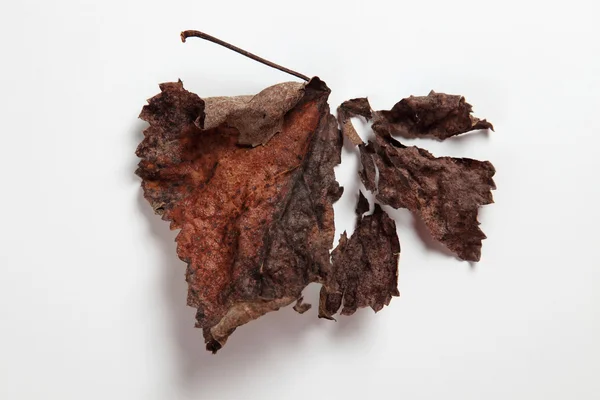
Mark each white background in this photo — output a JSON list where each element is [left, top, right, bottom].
[[1, 1, 599, 399]]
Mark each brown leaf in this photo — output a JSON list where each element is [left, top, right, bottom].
[[136, 77, 343, 352], [359, 134, 495, 261], [137, 31, 499, 354], [373, 91, 493, 140], [319, 192, 400, 319], [337, 97, 373, 145]]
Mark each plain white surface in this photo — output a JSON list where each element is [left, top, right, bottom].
[[1, 1, 599, 399]]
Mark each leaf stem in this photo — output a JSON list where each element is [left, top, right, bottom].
[[181, 30, 310, 82]]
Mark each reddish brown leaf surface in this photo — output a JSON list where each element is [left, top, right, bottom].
[[319, 192, 400, 319], [359, 134, 496, 261], [373, 91, 493, 140], [136, 77, 343, 352]]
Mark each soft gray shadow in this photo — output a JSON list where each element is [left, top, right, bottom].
[[389, 129, 491, 156], [445, 129, 491, 144], [333, 308, 374, 343]]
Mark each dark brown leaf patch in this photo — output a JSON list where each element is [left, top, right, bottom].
[[319, 193, 400, 319], [373, 91, 493, 140], [359, 135, 496, 261]]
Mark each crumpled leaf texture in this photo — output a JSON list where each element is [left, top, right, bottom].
[[360, 134, 495, 261], [137, 78, 344, 351], [373, 91, 493, 140], [136, 77, 496, 352], [203, 81, 306, 146], [319, 192, 400, 319]]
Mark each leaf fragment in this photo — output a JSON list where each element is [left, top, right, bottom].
[[337, 97, 373, 145], [359, 134, 496, 261], [373, 91, 493, 140], [319, 192, 400, 319]]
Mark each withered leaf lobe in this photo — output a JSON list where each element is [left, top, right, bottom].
[[373, 91, 493, 140], [136, 80, 206, 217], [359, 134, 495, 261], [319, 193, 400, 319]]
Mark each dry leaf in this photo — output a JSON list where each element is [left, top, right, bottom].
[[319, 191, 400, 319], [137, 77, 343, 351], [359, 134, 496, 261], [373, 91, 493, 140], [136, 30, 499, 353]]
